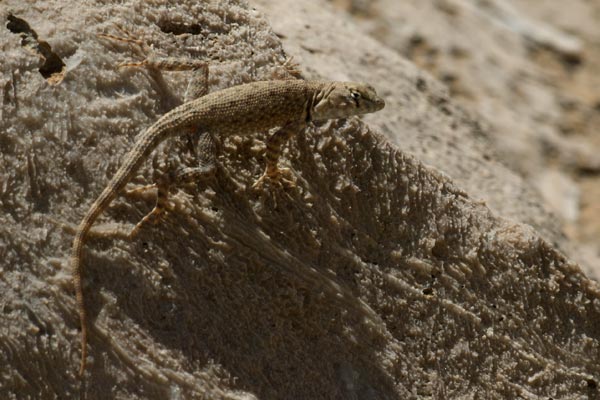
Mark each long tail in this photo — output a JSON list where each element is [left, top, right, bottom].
[[70, 188, 117, 376], [70, 115, 178, 376]]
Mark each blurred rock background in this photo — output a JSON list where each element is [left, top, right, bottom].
[[327, 0, 600, 277]]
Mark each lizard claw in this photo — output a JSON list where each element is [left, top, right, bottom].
[[252, 167, 297, 190], [123, 183, 158, 201]]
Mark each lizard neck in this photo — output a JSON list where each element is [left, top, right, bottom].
[[305, 81, 334, 123]]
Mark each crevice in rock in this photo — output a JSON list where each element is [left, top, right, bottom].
[[6, 14, 66, 84], [156, 18, 203, 35]]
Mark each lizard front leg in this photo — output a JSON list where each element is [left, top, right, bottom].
[[253, 121, 305, 189]]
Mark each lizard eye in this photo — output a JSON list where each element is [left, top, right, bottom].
[[350, 91, 361, 106]]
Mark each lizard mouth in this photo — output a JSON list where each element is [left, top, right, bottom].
[[359, 97, 385, 115], [371, 96, 386, 111]]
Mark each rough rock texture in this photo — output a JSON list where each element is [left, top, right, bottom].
[[1, 0, 599, 399]]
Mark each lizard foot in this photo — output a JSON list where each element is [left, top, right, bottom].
[[123, 183, 158, 201], [97, 25, 155, 70], [252, 167, 297, 190], [272, 56, 303, 80]]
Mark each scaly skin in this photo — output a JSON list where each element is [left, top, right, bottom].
[[70, 79, 385, 375]]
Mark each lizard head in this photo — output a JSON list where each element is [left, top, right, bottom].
[[311, 82, 385, 121]]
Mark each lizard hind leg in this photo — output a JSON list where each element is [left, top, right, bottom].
[[125, 131, 217, 239], [126, 177, 170, 240], [122, 150, 177, 240], [97, 24, 153, 67], [174, 131, 217, 186], [278, 56, 304, 80], [81, 180, 172, 241], [98, 26, 210, 101]]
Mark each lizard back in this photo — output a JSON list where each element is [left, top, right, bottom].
[[175, 79, 323, 135]]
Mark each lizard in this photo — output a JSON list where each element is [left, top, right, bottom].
[[68, 42, 385, 376]]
